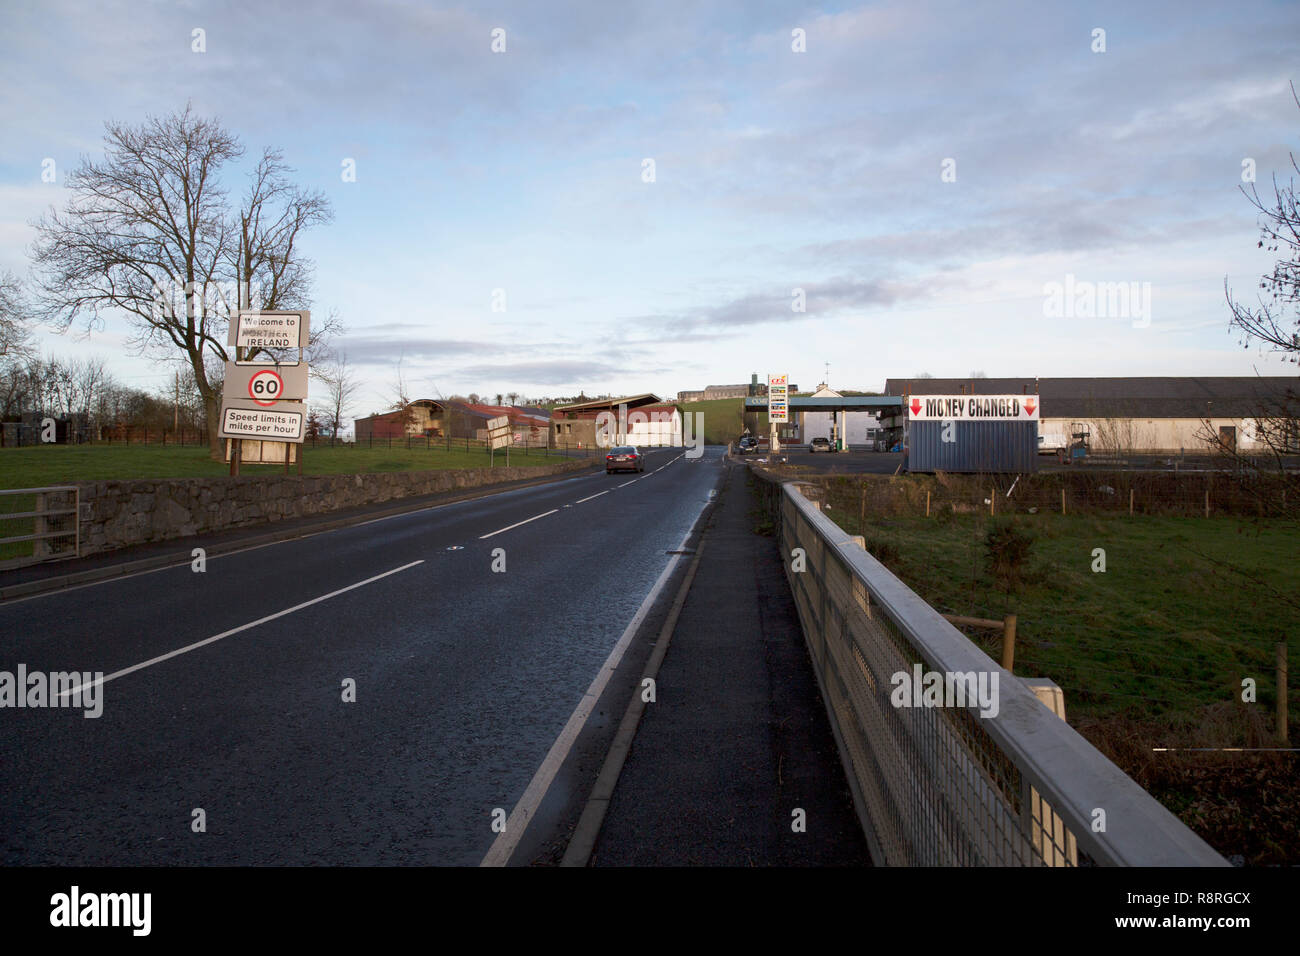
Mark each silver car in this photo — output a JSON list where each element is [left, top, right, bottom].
[[606, 445, 645, 473]]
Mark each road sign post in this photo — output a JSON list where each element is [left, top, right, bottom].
[[486, 415, 511, 467], [768, 374, 788, 453], [221, 311, 312, 475]]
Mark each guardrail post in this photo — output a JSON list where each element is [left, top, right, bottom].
[[1001, 614, 1017, 672], [33, 491, 50, 560]]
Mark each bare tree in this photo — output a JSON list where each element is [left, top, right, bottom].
[[29, 103, 334, 458], [1227, 83, 1300, 363], [0, 269, 33, 360], [317, 351, 359, 439], [507, 391, 519, 406], [1219, 84, 1300, 470], [389, 357, 416, 434], [225, 150, 336, 364]]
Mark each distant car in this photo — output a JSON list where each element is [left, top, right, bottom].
[[606, 445, 645, 474], [809, 437, 832, 453], [737, 437, 758, 454]]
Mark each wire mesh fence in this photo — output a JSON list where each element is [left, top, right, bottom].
[[806, 470, 1300, 521], [750, 465, 1228, 866]]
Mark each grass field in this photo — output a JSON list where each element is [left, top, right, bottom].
[[0, 441, 577, 490], [0, 442, 585, 562], [820, 504, 1297, 722], [679, 397, 745, 444], [812, 487, 1300, 862]]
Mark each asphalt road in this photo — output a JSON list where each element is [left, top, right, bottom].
[[0, 446, 720, 865]]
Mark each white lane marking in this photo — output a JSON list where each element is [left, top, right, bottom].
[[575, 491, 609, 504], [56, 561, 424, 699], [481, 527, 695, 867], [616, 479, 638, 488], [478, 509, 559, 539]]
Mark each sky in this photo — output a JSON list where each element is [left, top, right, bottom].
[[1, 0, 1298, 420]]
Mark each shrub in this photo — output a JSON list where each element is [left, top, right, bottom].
[[984, 519, 1034, 590]]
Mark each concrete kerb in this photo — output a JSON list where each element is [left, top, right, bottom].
[[0, 460, 601, 603]]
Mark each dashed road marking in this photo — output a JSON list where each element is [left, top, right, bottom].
[[478, 509, 559, 540]]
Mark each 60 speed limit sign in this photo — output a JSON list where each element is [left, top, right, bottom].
[[248, 368, 285, 406], [222, 360, 309, 406]]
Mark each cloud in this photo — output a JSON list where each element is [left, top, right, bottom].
[[453, 358, 648, 386]]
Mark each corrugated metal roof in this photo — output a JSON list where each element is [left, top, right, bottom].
[[884, 377, 1298, 419], [449, 402, 550, 426], [553, 393, 662, 412], [745, 395, 902, 409]]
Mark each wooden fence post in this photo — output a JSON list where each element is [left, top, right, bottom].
[[926, 490, 931, 517], [1278, 642, 1289, 744], [990, 488, 995, 517], [1001, 614, 1017, 672], [1129, 488, 1134, 516], [1061, 487, 1066, 515]]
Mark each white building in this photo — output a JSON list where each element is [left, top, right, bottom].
[[799, 385, 884, 449], [882, 377, 1300, 455]]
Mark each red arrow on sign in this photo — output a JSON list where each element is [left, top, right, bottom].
[[910, 399, 922, 415], [1024, 400, 1036, 415]]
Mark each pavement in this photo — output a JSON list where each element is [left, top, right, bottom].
[[588, 456, 872, 866]]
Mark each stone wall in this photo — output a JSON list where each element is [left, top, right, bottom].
[[75, 459, 595, 556]]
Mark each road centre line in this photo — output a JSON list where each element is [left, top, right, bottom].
[[575, 491, 609, 504], [478, 509, 559, 540], [56, 560, 425, 699], [480, 526, 696, 867]]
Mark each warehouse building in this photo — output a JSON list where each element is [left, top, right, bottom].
[[881, 377, 1300, 456], [444, 402, 551, 445], [796, 384, 885, 448], [353, 399, 446, 441], [678, 374, 800, 404], [552, 394, 682, 448]]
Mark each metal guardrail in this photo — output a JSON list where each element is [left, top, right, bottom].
[[0, 486, 80, 569], [771, 477, 1227, 866]]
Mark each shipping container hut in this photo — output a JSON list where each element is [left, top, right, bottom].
[[904, 394, 1039, 473]]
